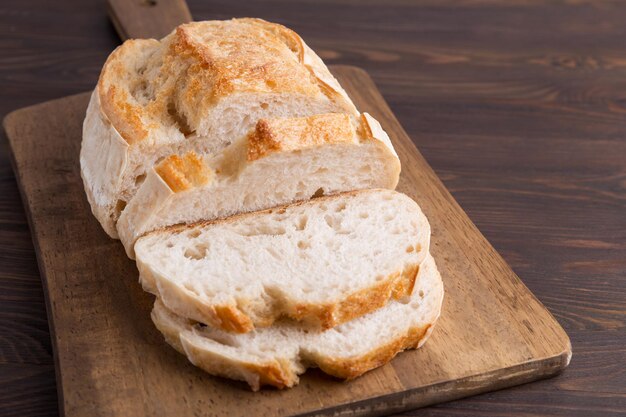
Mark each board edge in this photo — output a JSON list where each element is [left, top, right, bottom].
[[296, 348, 571, 417]]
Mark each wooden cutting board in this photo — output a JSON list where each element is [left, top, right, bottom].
[[3, 65, 570, 417]]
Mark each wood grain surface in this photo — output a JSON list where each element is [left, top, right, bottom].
[[3, 66, 570, 417], [0, 0, 624, 416]]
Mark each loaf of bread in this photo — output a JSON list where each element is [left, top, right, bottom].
[[81, 18, 358, 238], [135, 190, 430, 333], [152, 253, 443, 390], [81, 17, 443, 391], [117, 112, 400, 257]]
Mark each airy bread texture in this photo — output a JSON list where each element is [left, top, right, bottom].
[[81, 18, 358, 237], [151, 253, 443, 390], [135, 190, 430, 333], [118, 112, 400, 257]]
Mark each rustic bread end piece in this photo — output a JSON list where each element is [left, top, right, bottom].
[[81, 18, 358, 238], [151, 253, 444, 390]]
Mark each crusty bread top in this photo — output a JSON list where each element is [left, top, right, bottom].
[[97, 18, 355, 145], [171, 19, 321, 100]]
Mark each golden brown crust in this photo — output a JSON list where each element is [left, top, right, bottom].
[[247, 113, 355, 161], [155, 152, 212, 192], [172, 20, 320, 102], [245, 18, 305, 59], [214, 305, 254, 333], [316, 324, 432, 380], [96, 19, 355, 145], [357, 113, 371, 140], [392, 263, 419, 299], [290, 263, 420, 330], [240, 324, 430, 389], [100, 86, 148, 144], [242, 359, 298, 391], [147, 259, 420, 334], [97, 39, 159, 143]]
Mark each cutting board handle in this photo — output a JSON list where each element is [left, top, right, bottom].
[[106, 0, 192, 41]]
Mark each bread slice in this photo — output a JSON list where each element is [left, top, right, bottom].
[[118, 112, 400, 256], [135, 189, 430, 333], [151, 253, 443, 390], [80, 18, 358, 237]]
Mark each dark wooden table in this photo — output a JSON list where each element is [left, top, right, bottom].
[[0, 1, 624, 416]]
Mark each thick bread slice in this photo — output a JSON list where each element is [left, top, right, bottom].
[[80, 18, 358, 237], [151, 254, 443, 390], [135, 189, 430, 333], [118, 112, 400, 256]]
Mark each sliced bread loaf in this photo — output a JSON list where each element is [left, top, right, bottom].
[[151, 253, 443, 390], [81, 18, 358, 238], [135, 189, 430, 333], [118, 112, 400, 256]]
